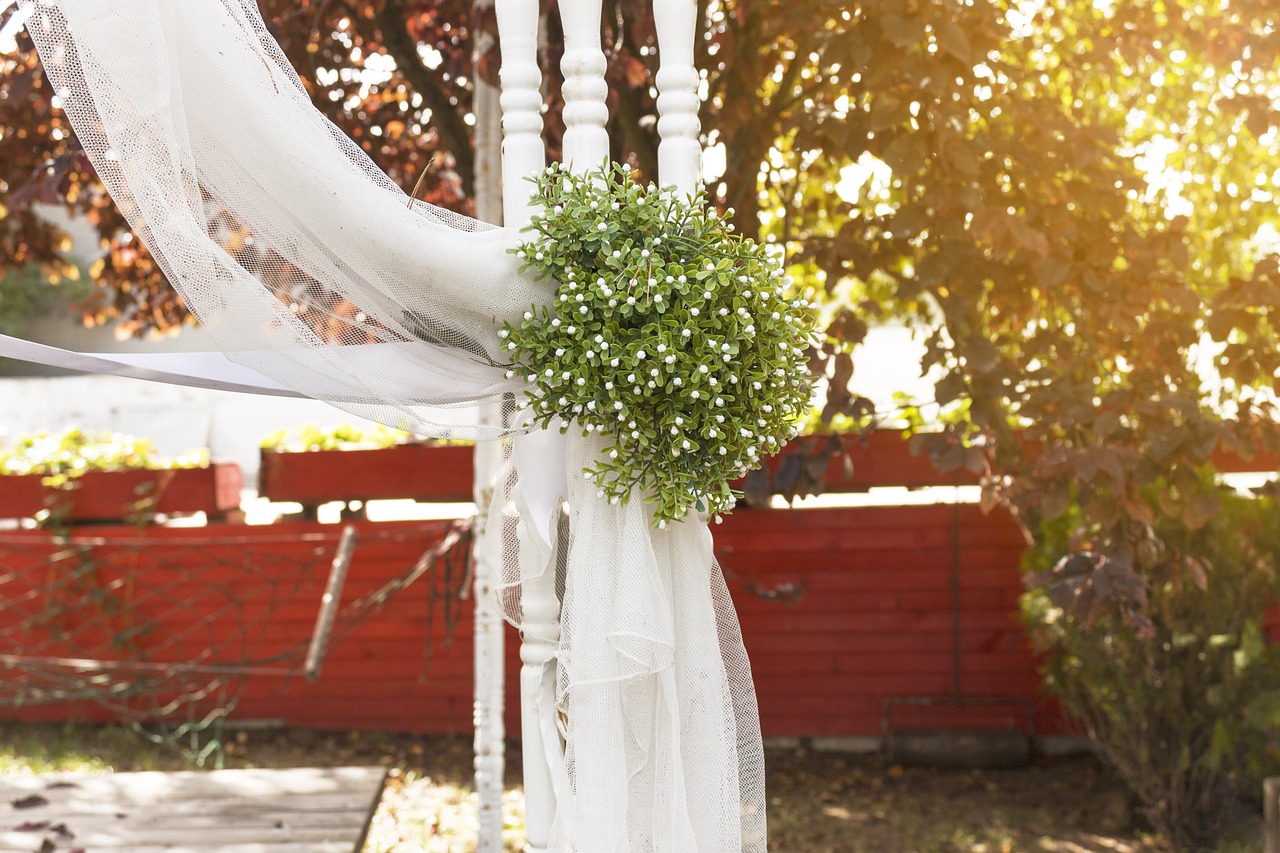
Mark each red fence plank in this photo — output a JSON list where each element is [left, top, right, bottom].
[[0, 498, 1068, 739]]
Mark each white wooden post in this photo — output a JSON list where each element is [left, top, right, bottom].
[[497, 0, 546, 229], [558, 0, 610, 172], [654, 0, 703, 195], [471, 4, 507, 850], [473, 0, 504, 226], [472, 432, 507, 853], [494, 3, 560, 851]]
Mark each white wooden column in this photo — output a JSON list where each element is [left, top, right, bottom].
[[471, 426, 506, 853], [558, 0, 609, 172], [497, 0, 546, 228], [494, 3, 559, 852], [654, 0, 702, 195], [471, 4, 506, 850]]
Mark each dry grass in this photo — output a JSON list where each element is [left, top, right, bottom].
[[0, 723, 1260, 852]]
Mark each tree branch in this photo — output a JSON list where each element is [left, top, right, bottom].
[[612, 80, 659, 179], [764, 46, 806, 124], [374, 0, 475, 195], [609, 6, 659, 180]]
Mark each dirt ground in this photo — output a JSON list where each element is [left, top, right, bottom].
[[0, 723, 1259, 852], [762, 746, 1147, 853]]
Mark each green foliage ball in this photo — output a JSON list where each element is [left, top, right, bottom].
[[503, 162, 816, 526]]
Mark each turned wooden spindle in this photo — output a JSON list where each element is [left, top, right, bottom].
[[558, 0, 610, 172], [654, 0, 703, 196], [497, 0, 547, 226]]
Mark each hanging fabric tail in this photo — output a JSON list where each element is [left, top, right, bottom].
[[489, 434, 768, 852], [0, 332, 299, 396]]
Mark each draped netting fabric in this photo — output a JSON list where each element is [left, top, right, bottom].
[[483, 434, 768, 851], [22, 1, 768, 850], [26, 0, 536, 438]]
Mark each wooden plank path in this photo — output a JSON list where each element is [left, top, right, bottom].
[[0, 766, 387, 852]]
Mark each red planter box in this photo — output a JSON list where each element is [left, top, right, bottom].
[[256, 434, 942, 509], [257, 444, 475, 505], [0, 463, 243, 522]]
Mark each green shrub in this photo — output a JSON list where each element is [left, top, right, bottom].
[[1022, 489, 1280, 849], [0, 428, 207, 486], [504, 161, 815, 525], [0, 266, 92, 338], [260, 423, 408, 452]]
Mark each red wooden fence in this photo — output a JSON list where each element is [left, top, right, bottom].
[[8, 430, 1277, 739], [0, 506, 1062, 738]]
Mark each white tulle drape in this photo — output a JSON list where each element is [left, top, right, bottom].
[[485, 434, 767, 851], [20, 2, 768, 849], [28, 0, 539, 438]]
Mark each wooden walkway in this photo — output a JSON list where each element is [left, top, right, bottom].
[[0, 766, 387, 852]]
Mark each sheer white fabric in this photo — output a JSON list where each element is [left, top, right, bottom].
[[26, 0, 540, 439], [22, 2, 768, 850], [485, 436, 767, 852]]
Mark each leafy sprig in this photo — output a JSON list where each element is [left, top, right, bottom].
[[503, 162, 816, 526]]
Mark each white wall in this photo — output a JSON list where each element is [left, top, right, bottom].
[[0, 373, 384, 486]]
